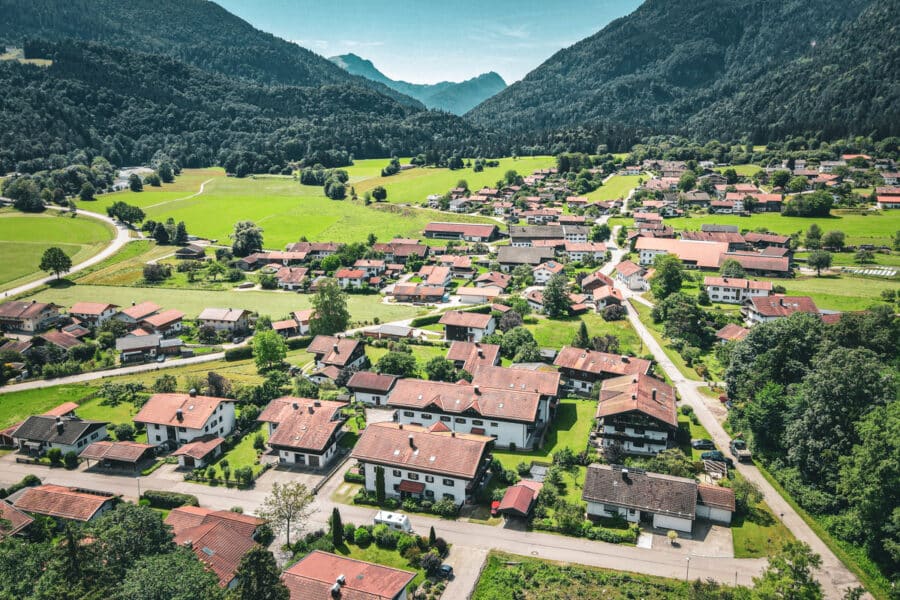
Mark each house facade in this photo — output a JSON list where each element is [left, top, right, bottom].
[[346, 371, 398, 406], [197, 308, 251, 332], [554, 346, 652, 395], [439, 310, 496, 342], [596, 374, 677, 455], [0, 301, 59, 333], [12, 415, 108, 456], [258, 398, 346, 468], [703, 277, 773, 304], [134, 392, 236, 448], [69, 302, 119, 327]]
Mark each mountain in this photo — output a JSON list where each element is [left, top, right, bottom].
[[467, 0, 899, 141], [331, 53, 506, 115]]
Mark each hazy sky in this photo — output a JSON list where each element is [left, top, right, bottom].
[[214, 0, 641, 84]]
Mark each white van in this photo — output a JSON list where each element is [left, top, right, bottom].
[[374, 511, 413, 533]]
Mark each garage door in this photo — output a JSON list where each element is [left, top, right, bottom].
[[652, 514, 693, 533]]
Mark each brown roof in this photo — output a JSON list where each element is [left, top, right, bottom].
[[292, 309, 314, 323], [592, 285, 624, 303], [498, 481, 542, 516], [70, 302, 117, 315], [388, 379, 542, 423], [171, 435, 225, 459], [39, 331, 83, 350], [697, 484, 736, 512], [258, 397, 344, 452], [142, 309, 185, 328], [743, 232, 790, 245], [0, 500, 33, 538], [79, 440, 154, 462], [44, 402, 79, 417], [471, 365, 560, 398], [198, 308, 250, 322], [447, 341, 500, 374], [703, 277, 773, 291], [14, 485, 115, 521], [165, 505, 263, 539], [681, 230, 746, 245], [307, 336, 364, 367], [615, 260, 642, 277], [718, 252, 790, 273], [439, 310, 493, 329], [554, 347, 651, 377], [282, 550, 415, 600], [748, 295, 819, 318], [597, 374, 678, 428], [418, 265, 451, 285], [391, 284, 445, 299], [119, 302, 161, 320], [273, 319, 300, 332], [277, 267, 308, 284], [0, 300, 56, 320], [582, 464, 697, 519], [424, 222, 498, 238], [335, 268, 367, 279], [715, 323, 749, 341], [346, 371, 398, 394], [581, 271, 614, 290], [351, 422, 491, 479], [475, 271, 511, 289], [134, 393, 232, 429]]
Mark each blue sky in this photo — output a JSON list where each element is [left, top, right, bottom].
[[214, 0, 641, 84]]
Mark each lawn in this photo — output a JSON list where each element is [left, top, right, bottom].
[[793, 250, 900, 268], [208, 423, 268, 477], [525, 313, 642, 355], [585, 175, 643, 202], [472, 551, 721, 600], [492, 399, 597, 470], [716, 164, 762, 177], [0, 210, 115, 291], [24, 284, 421, 323], [731, 494, 794, 559], [0, 383, 98, 429], [334, 540, 425, 588], [365, 344, 447, 373], [77, 167, 502, 248], [677, 416, 714, 461], [664, 210, 900, 247], [758, 274, 899, 312]]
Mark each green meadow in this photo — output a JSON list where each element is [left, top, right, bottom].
[[759, 275, 899, 312], [0, 210, 115, 291], [585, 174, 643, 202]]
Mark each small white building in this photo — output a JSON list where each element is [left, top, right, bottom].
[[615, 260, 648, 291], [335, 268, 367, 289], [704, 277, 773, 304], [439, 310, 496, 343], [69, 302, 119, 327], [346, 371, 398, 407], [532, 260, 566, 284], [197, 308, 252, 332]]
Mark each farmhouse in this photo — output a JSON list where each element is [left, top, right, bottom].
[[307, 336, 367, 377], [475, 271, 511, 290], [38, 330, 83, 351], [334, 268, 367, 289], [12, 485, 118, 523], [718, 252, 791, 277], [581, 270, 614, 293], [745, 295, 819, 325], [69, 302, 119, 327], [267, 251, 308, 266], [439, 310, 495, 342], [171, 435, 225, 469], [258, 398, 345, 468], [141, 309, 185, 336], [596, 374, 677, 456], [615, 260, 648, 291], [564, 242, 607, 262], [282, 550, 415, 600], [291, 309, 314, 335], [115, 333, 171, 362], [497, 246, 555, 271], [418, 265, 452, 287], [12, 414, 108, 456], [438, 254, 476, 278], [703, 277, 773, 304], [197, 308, 252, 332], [354, 259, 386, 276], [447, 341, 501, 374], [635, 238, 728, 270], [346, 371, 398, 406], [174, 244, 206, 260], [373, 241, 428, 263], [592, 285, 624, 310], [554, 346, 652, 395], [743, 232, 790, 249], [116, 301, 161, 327], [532, 260, 565, 284], [424, 222, 499, 242], [276, 266, 308, 290], [509, 225, 588, 246], [0, 300, 59, 333], [351, 422, 493, 505], [286, 241, 340, 258], [134, 391, 236, 448], [681, 230, 747, 251], [876, 195, 900, 210], [390, 284, 446, 303]]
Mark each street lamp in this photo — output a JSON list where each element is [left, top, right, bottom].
[[137, 476, 141, 500], [685, 556, 691, 581]]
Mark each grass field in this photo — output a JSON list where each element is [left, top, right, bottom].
[[0, 384, 98, 429], [760, 274, 899, 311], [77, 168, 499, 248], [333, 540, 425, 589], [665, 211, 900, 247], [585, 175, 643, 202], [794, 250, 900, 268], [525, 313, 642, 355], [24, 284, 421, 323], [0, 211, 115, 291], [716, 164, 762, 177], [492, 399, 596, 470]]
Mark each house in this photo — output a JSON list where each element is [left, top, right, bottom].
[[681, 230, 747, 252], [267, 251, 309, 266], [174, 244, 206, 260], [615, 260, 649, 291], [532, 261, 565, 284], [456, 286, 502, 304], [582, 465, 691, 533], [715, 323, 749, 343], [276, 267, 308, 290], [79, 440, 155, 471], [134, 391, 236, 448], [497, 246, 555, 271], [334, 268, 367, 289], [363, 323, 414, 341], [424, 222, 499, 242], [236, 252, 271, 271], [475, 271, 511, 290], [592, 285, 624, 310], [633, 212, 663, 225], [0, 300, 59, 333], [635, 238, 728, 270], [38, 330, 83, 351], [373, 242, 428, 264], [272, 319, 300, 338], [718, 252, 791, 277], [564, 242, 606, 263], [282, 550, 415, 600], [165, 507, 265, 588], [0, 402, 78, 447], [258, 398, 346, 468], [704, 277, 773, 304], [141, 309, 185, 337], [390, 284, 446, 304], [438, 255, 476, 279], [743, 232, 790, 249], [116, 301, 161, 327], [446, 341, 500, 375], [354, 259, 386, 276], [497, 480, 543, 518], [12, 485, 118, 523], [285, 241, 340, 259], [12, 414, 108, 456], [744, 295, 819, 326], [346, 371, 398, 406], [876, 196, 900, 210], [307, 336, 367, 378], [439, 310, 496, 342], [525, 290, 587, 315], [69, 302, 119, 327], [351, 422, 493, 505], [116, 333, 164, 362], [711, 200, 740, 214], [581, 271, 614, 293], [596, 374, 677, 455], [680, 191, 711, 208], [554, 346, 652, 395], [197, 308, 251, 332], [171, 435, 225, 468], [418, 265, 452, 287], [0, 500, 33, 539], [509, 225, 587, 246]]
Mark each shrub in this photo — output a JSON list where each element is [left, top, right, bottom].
[[225, 346, 253, 361], [141, 490, 199, 509], [420, 550, 442, 575], [47, 448, 62, 466], [383, 498, 399, 510], [354, 526, 372, 547], [255, 523, 274, 546], [516, 461, 532, 477], [286, 336, 312, 350], [431, 498, 458, 518], [602, 304, 626, 321], [680, 405, 693, 416], [344, 470, 366, 484], [63, 451, 78, 469], [0, 474, 41, 499], [373, 524, 399, 549], [431, 537, 449, 557], [344, 523, 356, 542], [397, 534, 418, 556]]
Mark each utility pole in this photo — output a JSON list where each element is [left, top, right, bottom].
[[685, 556, 691, 581]]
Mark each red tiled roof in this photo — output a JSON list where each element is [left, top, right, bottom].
[[39, 330, 83, 350], [388, 379, 541, 423], [398, 480, 426, 494], [258, 397, 344, 452], [498, 481, 542, 516], [635, 238, 728, 269], [276, 267, 308, 284], [719, 252, 790, 273], [418, 265, 451, 285], [79, 440, 154, 462], [475, 271, 511, 288], [715, 323, 749, 341], [424, 222, 498, 238], [592, 285, 623, 303], [0, 500, 33, 538], [703, 277, 773, 291], [273, 319, 299, 332], [134, 393, 231, 429], [748, 295, 818, 318], [615, 260, 642, 277], [471, 365, 560, 398], [171, 435, 224, 460], [743, 232, 790, 245], [292, 309, 314, 324], [447, 342, 500, 374], [439, 310, 493, 329], [597, 374, 678, 428], [554, 346, 651, 377], [119, 302, 161, 320], [0, 300, 56, 320], [282, 551, 415, 600], [165, 506, 263, 539], [698, 484, 736, 512], [70, 302, 117, 316], [13, 485, 114, 521], [347, 371, 397, 393], [307, 335, 364, 367], [142, 309, 185, 328], [44, 402, 79, 417]]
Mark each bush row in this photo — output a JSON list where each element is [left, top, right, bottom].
[[0, 474, 41, 499], [352, 490, 459, 518], [224, 345, 253, 361], [141, 490, 199, 509], [532, 518, 640, 544]]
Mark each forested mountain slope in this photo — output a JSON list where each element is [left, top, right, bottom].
[[331, 53, 506, 114], [467, 0, 899, 141]]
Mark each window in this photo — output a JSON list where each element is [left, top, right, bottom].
[[408, 473, 419, 481], [490, 422, 498, 428], [425, 490, 435, 498], [421, 414, 432, 420], [454, 417, 465, 424], [403, 411, 415, 418], [372, 396, 380, 402], [440, 416, 451, 422], [425, 475, 434, 483], [443, 479, 455, 487], [443, 493, 455, 501], [472, 420, 484, 426], [178, 427, 186, 433], [155, 435, 161, 442], [393, 484, 399, 492], [392, 470, 401, 477]]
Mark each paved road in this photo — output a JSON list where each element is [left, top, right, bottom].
[[3, 207, 133, 299]]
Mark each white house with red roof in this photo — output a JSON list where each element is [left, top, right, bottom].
[[282, 550, 415, 600], [744, 295, 819, 326], [703, 277, 773, 304], [257, 397, 346, 468], [346, 371, 398, 406], [439, 310, 495, 342], [134, 391, 236, 448], [596, 374, 678, 455], [532, 260, 565, 284], [69, 302, 119, 327]]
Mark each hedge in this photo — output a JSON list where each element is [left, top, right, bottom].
[[224, 346, 253, 361], [344, 470, 366, 484], [141, 490, 199, 509], [286, 336, 313, 350], [0, 474, 40, 499]]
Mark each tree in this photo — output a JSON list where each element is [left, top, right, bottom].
[[228, 546, 289, 600], [128, 173, 143, 192], [253, 329, 287, 370], [107, 201, 145, 225], [153, 374, 177, 393], [424, 357, 460, 382], [678, 171, 697, 191], [152, 221, 170, 244], [752, 542, 823, 600], [650, 254, 683, 300], [853, 249, 875, 264], [771, 170, 792, 189], [572, 321, 590, 349], [231, 221, 264, 257], [821, 230, 845, 251], [498, 310, 523, 332], [731, 478, 763, 515], [91, 504, 176, 583], [720, 258, 747, 278], [807, 250, 832, 276], [143, 263, 171, 283], [542, 273, 571, 318], [366, 232, 377, 246], [39, 247, 72, 280], [158, 162, 174, 183], [330, 507, 344, 548], [376, 352, 418, 378], [591, 223, 611, 242], [257, 481, 314, 546], [371, 186, 387, 201], [803, 224, 823, 249], [121, 549, 223, 600], [114, 423, 135, 441], [646, 448, 696, 478], [375, 465, 386, 504], [5, 177, 44, 212], [309, 279, 350, 335], [174, 221, 189, 245], [79, 182, 95, 201]]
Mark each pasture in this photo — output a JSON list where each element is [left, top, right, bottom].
[[585, 174, 643, 202], [760, 275, 899, 312], [0, 210, 114, 291]]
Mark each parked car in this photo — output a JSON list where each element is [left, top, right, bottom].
[[491, 500, 500, 517], [440, 564, 454, 579], [156, 354, 166, 363], [700, 450, 735, 468], [231, 336, 244, 344], [691, 439, 715, 450], [730, 439, 752, 462]]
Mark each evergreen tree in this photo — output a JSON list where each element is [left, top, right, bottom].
[[174, 221, 189, 245], [229, 546, 289, 600], [330, 507, 343, 547], [375, 466, 386, 504], [572, 321, 590, 348], [542, 273, 571, 318]]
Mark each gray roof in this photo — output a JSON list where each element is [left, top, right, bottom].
[[582, 464, 697, 520], [116, 334, 162, 352], [13, 416, 107, 446], [509, 225, 588, 240], [497, 246, 555, 266]]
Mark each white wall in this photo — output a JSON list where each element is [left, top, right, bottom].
[[586, 500, 639, 523], [696, 505, 733, 524], [354, 391, 390, 406], [144, 402, 235, 446], [394, 409, 537, 449], [361, 462, 469, 505], [277, 442, 338, 468], [652, 513, 693, 533]]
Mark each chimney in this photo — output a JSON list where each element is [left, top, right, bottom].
[[183, 539, 193, 549], [473, 384, 480, 395], [331, 583, 342, 598], [308, 405, 314, 414], [176, 409, 184, 422], [132, 301, 136, 306], [408, 434, 415, 449], [336, 574, 346, 586], [189, 388, 197, 397], [621, 356, 629, 363], [451, 431, 456, 438], [477, 349, 484, 358], [631, 393, 637, 400], [652, 388, 657, 401], [333, 343, 339, 353], [314, 400, 321, 407], [398, 423, 403, 430], [292, 402, 299, 410], [56, 417, 64, 435]]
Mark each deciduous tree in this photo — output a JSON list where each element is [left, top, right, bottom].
[[252, 329, 287, 370], [39, 247, 72, 280], [310, 279, 350, 335], [258, 481, 314, 546], [650, 254, 683, 300]]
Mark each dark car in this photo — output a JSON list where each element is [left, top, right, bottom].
[[440, 564, 454, 579], [691, 438, 715, 450], [700, 450, 735, 468]]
